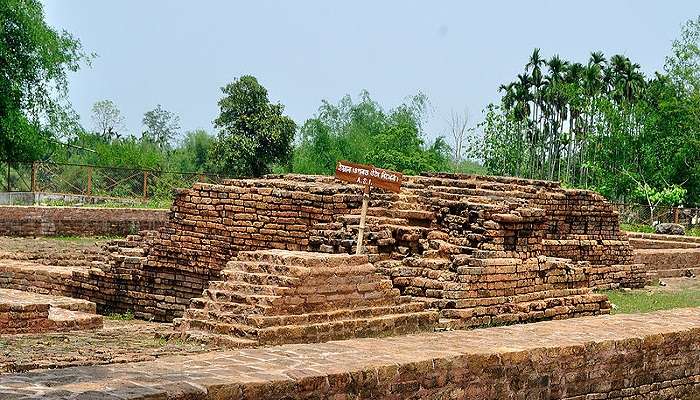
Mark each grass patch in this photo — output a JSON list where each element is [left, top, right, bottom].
[[106, 310, 135, 321], [604, 289, 700, 314], [620, 223, 655, 233]]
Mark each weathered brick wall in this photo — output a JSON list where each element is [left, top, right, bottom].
[[635, 248, 700, 278], [0, 206, 168, 237]]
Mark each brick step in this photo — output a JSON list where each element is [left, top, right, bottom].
[[405, 287, 594, 309], [188, 297, 270, 315], [207, 281, 290, 297], [201, 289, 280, 307], [235, 251, 367, 269], [438, 298, 610, 330], [178, 318, 259, 338], [441, 293, 609, 319], [184, 301, 424, 329], [407, 296, 451, 309], [225, 261, 308, 277], [175, 329, 258, 349], [47, 308, 103, 332], [219, 270, 300, 287], [254, 311, 439, 346]]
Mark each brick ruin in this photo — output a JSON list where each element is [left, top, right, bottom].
[[0, 173, 648, 341], [627, 231, 700, 278]]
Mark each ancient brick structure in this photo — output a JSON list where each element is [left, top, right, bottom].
[[0, 173, 646, 337], [0, 289, 102, 334], [627, 232, 700, 278], [0, 205, 167, 237], [173, 250, 438, 345]]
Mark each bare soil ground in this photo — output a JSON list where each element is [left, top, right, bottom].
[[0, 236, 110, 265], [0, 319, 217, 373]]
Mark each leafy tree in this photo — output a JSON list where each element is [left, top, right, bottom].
[[142, 104, 180, 149], [171, 129, 216, 172], [293, 91, 451, 175], [666, 16, 700, 93], [0, 0, 89, 161], [91, 100, 124, 140], [210, 75, 296, 177], [474, 36, 700, 205]]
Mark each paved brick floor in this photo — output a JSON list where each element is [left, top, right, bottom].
[[1, 308, 699, 399]]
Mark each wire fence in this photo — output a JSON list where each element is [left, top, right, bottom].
[[0, 160, 228, 201], [613, 203, 700, 228], [2, 160, 699, 226]]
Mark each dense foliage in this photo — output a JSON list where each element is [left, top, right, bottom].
[[210, 75, 296, 177], [293, 91, 451, 175], [473, 18, 700, 205], [0, 0, 89, 161]]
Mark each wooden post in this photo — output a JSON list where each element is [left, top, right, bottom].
[[674, 207, 679, 224], [6, 162, 10, 192], [31, 162, 37, 192], [356, 185, 370, 255], [86, 166, 93, 196], [143, 171, 149, 200]]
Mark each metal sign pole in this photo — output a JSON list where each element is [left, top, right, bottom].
[[356, 185, 370, 255]]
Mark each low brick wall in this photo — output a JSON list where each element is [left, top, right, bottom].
[[2, 308, 699, 399], [635, 247, 700, 278], [0, 206, 168, 237]]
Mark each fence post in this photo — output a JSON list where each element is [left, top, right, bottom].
[[31, 162, 37, 192], [6, 162, 10, 192], [674, 207, 679, 224], [143, 171, 149, 200], [86, 166, 93, 196]]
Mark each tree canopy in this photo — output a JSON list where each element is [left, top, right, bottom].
[[0, 0, 89, 161], [210, 75, 296, 177], [293, 91, 451, 175], [472, 39, 700, 205]]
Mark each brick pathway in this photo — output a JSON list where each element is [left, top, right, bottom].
[[1, 308, 699, 399]]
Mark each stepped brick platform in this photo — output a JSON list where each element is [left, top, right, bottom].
[[0, 288, 102, 334], [0, 173, 647, 330], [174, 250, 438, 346], [2, 308, 699, 399], [627, 232, 700, 278]]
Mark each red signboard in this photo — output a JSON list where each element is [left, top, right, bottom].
[[334, 161, 403, 193]]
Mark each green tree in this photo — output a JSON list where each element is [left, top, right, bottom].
[[142, 104, 180, 149], [293, 91, 451, 175], [0, 0, 89, 161], [210, 75, 296, 177], [170, 129, 216, 172], [666, 16, 700, 93], [91, 100, 124, 140]]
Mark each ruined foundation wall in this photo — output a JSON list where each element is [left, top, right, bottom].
[[0, 205, 167, 236]]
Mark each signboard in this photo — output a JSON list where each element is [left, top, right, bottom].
[[334, 161, 402, 255], [334, 161, 403, 193]]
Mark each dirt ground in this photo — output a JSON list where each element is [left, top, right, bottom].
[[0, 236, 110, 264], [649, 276, 700, 292], [0, 319, 218, 373]]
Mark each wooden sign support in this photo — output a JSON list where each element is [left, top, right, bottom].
[[356, 185, 370, 255], [334, 160, 403, 255]]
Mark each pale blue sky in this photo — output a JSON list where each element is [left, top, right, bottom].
[[44, 1, 700, 144]]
